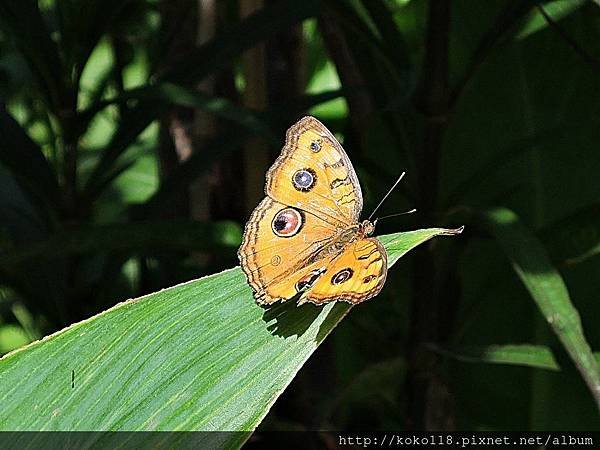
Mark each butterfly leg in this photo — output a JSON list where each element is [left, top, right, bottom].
[[296, 267, 327, 305]]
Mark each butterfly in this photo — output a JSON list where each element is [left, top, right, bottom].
[[238, 116, 388, 306]]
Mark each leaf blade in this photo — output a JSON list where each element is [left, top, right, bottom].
[[481, 207, 600, 409], [428, 343, 600, 372], [429, 343, 562, 371], [0, 227, 460, 438]]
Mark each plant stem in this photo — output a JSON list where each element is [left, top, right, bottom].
[[406, 0, 453, 431]]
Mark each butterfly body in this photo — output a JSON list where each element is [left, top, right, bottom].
[[238, 116, 388, 306]]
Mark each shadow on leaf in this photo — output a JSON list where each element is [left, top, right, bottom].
[[262, 297, 321, 338]]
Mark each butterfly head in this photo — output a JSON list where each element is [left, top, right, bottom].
[[358, 220, 376, 237]]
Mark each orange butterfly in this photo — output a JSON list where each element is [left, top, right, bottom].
[[239, 116, 388, 306]]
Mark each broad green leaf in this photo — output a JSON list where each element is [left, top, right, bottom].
[[378, 226, 464, 267], [481, 207, 600, 410], [0, 227, 461, 442], [429, 343, 600, 371]]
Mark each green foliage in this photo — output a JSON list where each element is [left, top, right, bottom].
[[480, 207, 600, 406], [0, 229, 457, 438], [430, 343, 600, 372]]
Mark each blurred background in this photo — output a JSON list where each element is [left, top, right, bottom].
[[1, 0, 599, 432]]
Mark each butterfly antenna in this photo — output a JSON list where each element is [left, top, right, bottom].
[[375, 209, 417, 223], [367, 172, 406, 221]]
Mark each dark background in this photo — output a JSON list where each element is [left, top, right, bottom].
[[1, 0, 599, 431]]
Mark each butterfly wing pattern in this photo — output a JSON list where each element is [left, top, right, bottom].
[[238, 197, 339, 304], [266, 116, 362, 224], [303, 238, 387, 305], [238, 116, 388, 306]]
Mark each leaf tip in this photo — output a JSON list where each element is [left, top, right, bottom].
[[445, 225, 464, 235]]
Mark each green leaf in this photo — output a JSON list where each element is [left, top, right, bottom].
[[515, 0, 586, 40], [378, 226, 464, 267], [428, 343, 600, 372], [0, 227, 460, 438], [431, 343, 558, 371], [480, 207, 600, 409], [0, 324, 30, 354]]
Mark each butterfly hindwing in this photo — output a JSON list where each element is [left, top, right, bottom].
[[301, 238, 387, 305]]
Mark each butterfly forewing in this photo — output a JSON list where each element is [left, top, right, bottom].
[[238, 197, 338, 304], [266, 116, 363, 225]]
